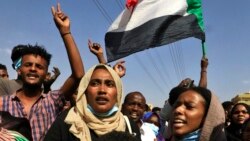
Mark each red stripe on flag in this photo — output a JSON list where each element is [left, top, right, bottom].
[[126, 0, 138, 9]]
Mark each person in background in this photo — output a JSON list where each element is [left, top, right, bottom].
[[142, 112, 165, 141], [0, 127, 29, 141], [0, 3, 84, 140], [152, 107, 161, 115], [145, 104, 151, 112], [122, 91, 161, 141], [168, 87, 226, 141], [226, 103, 249, 141], [0, 111, 32, 140], [222, 101, 234, 127], [0, 64, 9, 80], [122, 91, 147, 128], [44, 64, 141, 141], [0, 45, 27, 96]]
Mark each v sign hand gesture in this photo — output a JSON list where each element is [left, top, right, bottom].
[[51, 3, 70, 35]]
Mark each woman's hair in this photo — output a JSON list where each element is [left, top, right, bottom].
[[94, 64, 108, 70]]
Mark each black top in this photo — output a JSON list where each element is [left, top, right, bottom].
[[0, 111, 33, 141], [44, 109, 141, 141], [226, 123, 242, 141]]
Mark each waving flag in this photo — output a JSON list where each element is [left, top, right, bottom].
[[105, 0, 205, 62]]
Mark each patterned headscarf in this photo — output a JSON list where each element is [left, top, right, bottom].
[[0, 128, 29, 141]]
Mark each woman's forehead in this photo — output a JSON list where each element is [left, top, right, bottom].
[[91, 68, 113, 79], [179, 90, 204, 101]]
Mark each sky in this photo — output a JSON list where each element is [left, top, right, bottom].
[[0, 0, 250, 107]]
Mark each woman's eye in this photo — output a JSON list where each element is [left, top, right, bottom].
[[90, 80, 100, 86], [106, 80, 115, 87], [233, 110, 248, 114], [186, 104, 195, 109]]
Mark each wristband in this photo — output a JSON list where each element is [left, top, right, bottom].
[[61, 32, 71, 37]]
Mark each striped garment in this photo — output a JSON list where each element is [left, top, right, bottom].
[[0, 90, 64, 141], [0, 128, 29, 141]]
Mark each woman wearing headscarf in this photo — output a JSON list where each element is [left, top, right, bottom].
[[142, 111, 165, 141], [226, 103, 249, 141], [0, 111, 32, 141], [167, 87, 226, 141], [44, 64, 140, 141], [0, 128, 29, 141]]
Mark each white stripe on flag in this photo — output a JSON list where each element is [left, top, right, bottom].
[[108, 0, 189, 32]]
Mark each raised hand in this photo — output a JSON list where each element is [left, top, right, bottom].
[[201, 56, 208, 70], [43, 67, 61, 93], [88, 39, 107, 64], [199, 56, 208, 88], [51, 67, 61, 79], [113, 60, 126, 78], [51, 3, 70, 34], [88, 40, 103, 56]]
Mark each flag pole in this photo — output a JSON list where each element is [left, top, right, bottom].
[[202, 41, 206, 57]]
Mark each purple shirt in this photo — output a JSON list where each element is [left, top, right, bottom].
[[0, 90, 64, 141]]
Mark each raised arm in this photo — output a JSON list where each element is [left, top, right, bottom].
[[88, 40, 107, 64], [43, 67, 61, 93], [51, 3, 84, 99], [198, 56, 208, 88]]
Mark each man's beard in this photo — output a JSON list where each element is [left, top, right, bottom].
[[23, 83, 42, 91]]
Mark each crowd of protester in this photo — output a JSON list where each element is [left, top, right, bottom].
[[0, 3, 249, 141]]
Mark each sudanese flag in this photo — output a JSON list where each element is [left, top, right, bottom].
[[105, 0, 205, 62]]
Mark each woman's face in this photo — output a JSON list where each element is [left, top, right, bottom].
[[232, 105, 249, 124], [86, 68, 117, 113], [145, 114, 160, 128], [172, 90, 206, 137]]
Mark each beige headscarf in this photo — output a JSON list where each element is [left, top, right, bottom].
[[64, 64, 126, 141], [199, 93, 227, 141]]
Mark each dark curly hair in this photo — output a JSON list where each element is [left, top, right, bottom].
[[13, 44, 52, 66]]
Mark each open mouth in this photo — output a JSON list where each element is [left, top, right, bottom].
[[27, 73, 39, 79], [173, 118, 186, 127], [96, 97, 109, 104], [130, 113, 138, 119]]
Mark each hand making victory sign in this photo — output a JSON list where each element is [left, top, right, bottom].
[[51, 3, 70, 35]]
